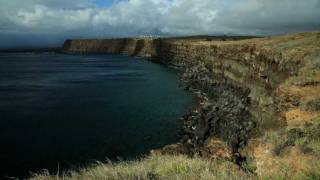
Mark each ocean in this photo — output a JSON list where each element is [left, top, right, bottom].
[[0, 53, 195, 178]]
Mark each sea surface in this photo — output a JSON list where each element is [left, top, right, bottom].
[[0, 53, 195, 178]]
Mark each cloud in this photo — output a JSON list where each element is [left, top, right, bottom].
[[0, 0, 319, 48]]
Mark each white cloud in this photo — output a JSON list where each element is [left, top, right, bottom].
[[0, 0, 319, 47]]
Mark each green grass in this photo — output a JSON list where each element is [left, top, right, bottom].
[[31, 152, 320, 180], [31, 154, 250, 180]]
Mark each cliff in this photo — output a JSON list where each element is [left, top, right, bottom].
[[62, 32, 320, 177], [63, 38, 159, 57]]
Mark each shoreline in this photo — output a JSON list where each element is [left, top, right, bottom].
[[1, 32, 318, 179], [158, 60, 255, 169], [60, 32, 320, 177]]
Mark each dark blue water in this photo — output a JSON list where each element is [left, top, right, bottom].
[[0, 53, 194, 178]]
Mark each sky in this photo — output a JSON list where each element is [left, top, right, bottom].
[[0, 0, 319, 48]]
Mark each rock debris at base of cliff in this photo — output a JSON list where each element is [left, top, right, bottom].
[[63, 32, 320, 177]]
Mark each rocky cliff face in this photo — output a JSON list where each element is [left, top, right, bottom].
[[63, 38, 159, 57], [63, 32, 320, 174]]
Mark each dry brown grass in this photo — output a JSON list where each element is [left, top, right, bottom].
[[285, 109, 319, 127], [282, 86, 320, 102], [246, 116, 320, 180], [247, 135, 320, 180]]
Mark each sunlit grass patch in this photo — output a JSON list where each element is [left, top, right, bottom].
[[31, 154, 250, 180]]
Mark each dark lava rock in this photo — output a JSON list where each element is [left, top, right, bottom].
[[179, 61, 256, 160]]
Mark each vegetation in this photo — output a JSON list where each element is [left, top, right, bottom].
[[32, 32, 320, 180], [255, 116, 320, 180], [31, 154, 250, 180], [273, 117, 320, 157], [31, 151, 320, 180]]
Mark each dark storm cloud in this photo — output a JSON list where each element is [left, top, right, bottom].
[[0, 0, 319, 48]]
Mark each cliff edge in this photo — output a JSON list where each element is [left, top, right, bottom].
[[62, 32, 320, 178]]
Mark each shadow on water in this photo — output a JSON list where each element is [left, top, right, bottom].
[[0, 53, 195, 179]]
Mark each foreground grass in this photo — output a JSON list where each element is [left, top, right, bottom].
[[256, 116, 320, 179], [31, 154, 250, 180], [31, 152, 320, 180]]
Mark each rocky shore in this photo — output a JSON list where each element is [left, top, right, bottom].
[[62, 32, 320, 175], [178, 62, 255, 166], [63, 36, 258, 165]]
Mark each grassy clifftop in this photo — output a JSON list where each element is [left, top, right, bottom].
[[32, 153, 319, 180], [41, 32, 320, 179], [32, 154, 249, 180], [146, 32, 320, 176]]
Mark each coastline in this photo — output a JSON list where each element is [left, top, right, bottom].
[[1, 32, 318, 178], [61, 32, 320, 176], [64, 37, 256, 165]]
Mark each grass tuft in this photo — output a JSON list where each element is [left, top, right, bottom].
[[31, 154, 251, 180]]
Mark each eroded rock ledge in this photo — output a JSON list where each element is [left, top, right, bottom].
[[63, 32, 320, 171]]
